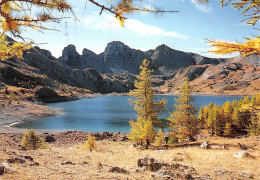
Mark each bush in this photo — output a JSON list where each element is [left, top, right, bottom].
[[85, 134, 96, 151], [21, 129, 47, 150]]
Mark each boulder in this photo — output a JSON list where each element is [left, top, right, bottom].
[[7, 155, 26, 163], [61, 161, 74, 165], [0, 165, 4, 175], [28, 162, 39, 166], [1, 163, 14, 171], [239, 172, 254, 179], [108, 166, 129, 174], [137, 157, 169, 171], [45, 135, 56, 142], [200, 141, 211, 149], [214, 169, 229, 175], [232, 151, 255, 159], [218, 145, 229, 150]]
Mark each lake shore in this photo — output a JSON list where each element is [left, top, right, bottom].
[[0, 92, 246, 134], [0, 92, 130, 134]]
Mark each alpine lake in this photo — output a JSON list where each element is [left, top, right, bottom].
[[14, 95, 244, 133]]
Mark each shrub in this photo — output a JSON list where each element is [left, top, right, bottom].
[[85, 134, 96, 151], [21, 129, 47, 150]]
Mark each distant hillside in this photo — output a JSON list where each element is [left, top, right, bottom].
[[0, 41, 259, 102]]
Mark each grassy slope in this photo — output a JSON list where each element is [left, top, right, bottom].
[[0, 134, 259, 179]]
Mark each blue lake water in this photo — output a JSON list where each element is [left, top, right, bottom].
[[14, 95, 244, 133]]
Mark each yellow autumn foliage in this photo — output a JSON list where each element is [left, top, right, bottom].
[[207, 37, 260, 57]]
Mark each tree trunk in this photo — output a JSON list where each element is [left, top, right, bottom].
[[145, 139, 150, 149]]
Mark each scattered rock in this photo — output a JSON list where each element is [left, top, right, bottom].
[[232, 151, 255, 159], [172, 156, 184, 161], [218, 145, 229, 150], [193, 174, 212, 180], [45, 135, 55, 142], [17, 145, 26, 151], [200, 141, 211, 149], [7, 155, 26, 164], [238, 143, 248, 150], [109, 166, 129, 174], [138, 157, 169, 171], [1, 163, 14, 171], [214, 169, 229, 175], [129, 144, 136, 148], [239, 172, 254, 179], [61, 161, 74, 165], [81, 161, 89, 165], [0, 165, 4, 175], [97, 162, 103, 170], [24, 155, 33, 161], [28, 162, 39, 166]]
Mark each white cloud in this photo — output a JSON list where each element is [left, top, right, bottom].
[[191, 0, 213, 13], [82, 13, 189, 40]]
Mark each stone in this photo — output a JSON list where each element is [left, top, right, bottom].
[[97, 162, 103, 170], [200, 141, 211, 149], [0, 165, 4, 175], [7, 155, 26, 164], [238, 143, 247, 150], [129, 144, 136, 148], [137, 157, 169, 171], [1, 163, 14, 171], [45, 135, 55, 142], [29, 162, 39, 166], [81, 161, 89, 165], [218, 145, 229, 150], [214, 169, 229, 175], [172, 156, 184, 161], [232, 151, 255, 159], [61, 161, 74, 165], [239, 172, 254, 179], [23, 155, 33, 161], [109, 166, 129, 174], [17, 145, 26, 151]]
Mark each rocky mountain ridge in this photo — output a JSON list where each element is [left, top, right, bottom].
[[0, 41, 259, 103]]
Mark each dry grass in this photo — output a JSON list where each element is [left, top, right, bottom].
[[0, 135, 260, 180]]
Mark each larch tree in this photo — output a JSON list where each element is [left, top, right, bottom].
[[0, 0, 177, 61], [129, 59, 166, 149], [197, 0, 260, 56], [0, 0, 73, 60], [168, 77, 198, 142]]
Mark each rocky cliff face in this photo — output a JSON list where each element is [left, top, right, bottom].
[[0, 41, 259, 99], [58, 41, 226, 76]]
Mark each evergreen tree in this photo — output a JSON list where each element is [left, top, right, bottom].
[[129, 59, 166, 149], [198, 106, 205, 128], [168, 77, 198, 141]]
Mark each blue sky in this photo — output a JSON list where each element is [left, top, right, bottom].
[[21, 0, 259, 58]]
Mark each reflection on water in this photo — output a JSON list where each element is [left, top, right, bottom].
[[15, 95, 243, 133]]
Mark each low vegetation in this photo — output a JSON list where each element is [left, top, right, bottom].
[[21, 130, 47, 150]]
